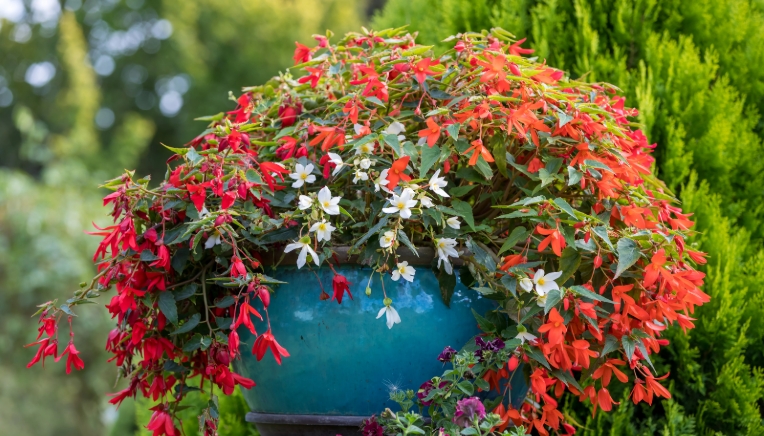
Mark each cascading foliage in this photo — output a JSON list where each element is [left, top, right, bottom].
[[27, 27, 708, 436]]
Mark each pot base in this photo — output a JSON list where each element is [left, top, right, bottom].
[[245, 412, 363, 436]]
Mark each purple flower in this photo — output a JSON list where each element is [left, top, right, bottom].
[[474, 337, 505, 361], [452, 396, 486, 428], [362, 415, 383, 436], [417, 379, 449, 406], [438, 345, 457, 362]]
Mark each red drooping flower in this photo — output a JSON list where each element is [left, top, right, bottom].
[[536, 224, 566, 256], [253, 328, 290, 365], [331, 274, 352, 304], [417, 117, 441, 147], [146, 405, 179, 436], [463, 138, 495, 166], [298, 67, 323, 88], [55, 341, 85, 374], [386, 156, 412, 190], [278, 102, 301, 127], [293, 42, 312, 64]]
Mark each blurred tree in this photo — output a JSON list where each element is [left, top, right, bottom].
[[0, 1, 366, 435], [374, 0, 764, 434]]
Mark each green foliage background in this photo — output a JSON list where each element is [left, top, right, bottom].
[[374, 0, 764, 434], [4, 0, 764, 434]]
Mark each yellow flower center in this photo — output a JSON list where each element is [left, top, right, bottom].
[[400, 267, 407, 274], [323, 201, 330, 207], [301, 173, 308, 180], [538, 278, 546, 285], [318, 223, 326, 231], [397, 202, 406, 210]]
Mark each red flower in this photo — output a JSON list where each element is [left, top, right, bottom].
[[253, 328, 290, 365], [309, 126, 345, 152], [233, 301, 263, 335], [331, 274, 353, 304], [412, 58, 440, 84], [538, 308, 567, 345], [508, 38, 534, 56], [293, 42, 312, 64], [146, 405, 178, 436], [385, 156, 412, 190], [55, 341, 85, 374], [278, 103, 301, 127], [527, 157, 544, 173], [231, 256, 247, 278], [417, 117, 441, 147], [298, 67, 323, 88]]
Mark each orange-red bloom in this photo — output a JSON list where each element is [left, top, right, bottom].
[[418, 117, 441, 147], [386, 156, 412, 190]]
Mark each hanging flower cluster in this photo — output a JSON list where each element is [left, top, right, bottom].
[[27, 27, 708, 435]]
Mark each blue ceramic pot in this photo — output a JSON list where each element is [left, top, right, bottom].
[[233, 260, 524, 435]]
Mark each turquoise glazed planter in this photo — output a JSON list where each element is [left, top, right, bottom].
[[233, 255, 526, 435]]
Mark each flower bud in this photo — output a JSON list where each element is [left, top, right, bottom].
[[365, 287, 372, 296]]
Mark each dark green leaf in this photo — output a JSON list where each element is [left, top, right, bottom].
[[457, 381, 474, 395], [397, 230, 419, 257], [526, 346, 551, 370], [544, 289, 563, 314], [352, 217, 388, 249], [584, 159, 613, 173], [437, 268, 457, 307], [471, 308, 496, 333], [140, 249, 160, 262], [446, 123, 461, 140], [558, 246, 581, 284], [382, 134, 403, 157], [451, 199, 475, 230], [215, 295, 236, 308], [158, 291, 179, 325], [622, 335, 636, 360], [615, 238, 640, 278], [498, 226, 530, 255], [601, 335, 620, 358], [449, 184, 477, 198], [245, 169, 263, 184], [419, 144, 441, 178], [553, 198, 578, 220], [569, 285, 614, 304], [258, 226, 299, 245], [171, 248, 190, 274], [171, 313, 201, 335], [592, 226, 613, 250], [173, 283, 198, 301]]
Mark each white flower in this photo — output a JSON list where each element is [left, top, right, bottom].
[[427, 169, 450, 198], [284, 239, 319, 269], [377, 304, 402, 329], [380, 230, 396, 248], [532, 269, 562, 296], [382, 188, 418, 219], [446, 216, 461, 229], [515, 326, 537, 344], [359, 158, 372, 169], [328, 152, 344, 176], [384, 121, 406, 136], [199, 206, 211, 219], [355, 142, 375, 155], [519, 277, 534, 293], [289, 163, 316, 188], [353, 169, 369, 183], [309, 219, 335, 242], [435, 238, 459, 274], [391, 261, 416, 282], [204, 231, 222, 249], [536, 293, 547, 307], [419, 195, 434, 208], [374, 169, 391, 193], [298, 195, 313, 210], [317, 186, 341, 215]]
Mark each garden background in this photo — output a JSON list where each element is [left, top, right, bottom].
[[1, 0, 763, 435]]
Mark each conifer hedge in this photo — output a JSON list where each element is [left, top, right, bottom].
[[374, 1, 764, 434]]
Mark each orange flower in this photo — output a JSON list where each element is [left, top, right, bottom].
[[417, 117, 441, 147], [538, 308, 567, 345], [386, 156, 412, 190], [536, 224, 566, 256], [463, 138, 495, 166], [412, 58, 440, 83]]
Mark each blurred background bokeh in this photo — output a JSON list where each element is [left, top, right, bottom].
[[3, 0, 764, 435]]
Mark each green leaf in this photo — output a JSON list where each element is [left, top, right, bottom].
[[545, 157, 564, 175], [474, 156, 494, 179], [171, 248, 190, 274], [471, 308, 496, 333], [474, 377, 490, 391], [615, 238, 640, 278], [584, 159, 614, 173], [436, 268, 457, 307], [258, 226, 299, 245], [419, 144, 441, 178], [567, 166, 583, 186], [158, 292, 179, 325], [569, 285, 614, 304], [601, 334, 620, 357], [498, 226, 530, 255], [446, 123, 461, 140], [636, 340, 655, 371], [457, 381, 475, 396], [171, 313, 201, 335], [544, 289, 563, 314], [186, 147, 203, 165], [592, 226, 613, 250], [397, 230, 419, 256], [558, 246, 581, 284], [526, 346, 551, 370], [451, 199, 475, 230], [338, 206, 356, 222], [622, 335, 636, 360], [215, 295, 236, 308], [162, 143, 189, 155], [352, 217, 389, 249], [173, 283, 198, 301], [245, 169, 263, 185], [140, 249, 160, 262], [449, 184, 477, 198], [382, 134, 403, 157], [553, 198, 578, 220], [183, 333, 212, 352]]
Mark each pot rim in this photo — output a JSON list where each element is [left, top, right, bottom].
[[261, 245, 465, 267]]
